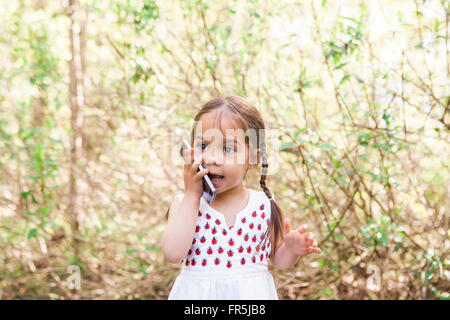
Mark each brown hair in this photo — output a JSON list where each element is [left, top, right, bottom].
[[164, 96, 285, 256]]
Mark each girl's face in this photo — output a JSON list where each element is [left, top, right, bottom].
[[193, 110, 258, 194]]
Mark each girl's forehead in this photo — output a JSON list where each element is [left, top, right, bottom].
[[195, 110, 246, 141]]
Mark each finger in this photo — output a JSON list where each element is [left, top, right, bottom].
[[283, 218, 291, 234], [311, 240, 318, 247], [308, 245, 321, 253], [298, 224, 309, 233], [311, 247, 321, 254], [194, 168, 209, 180], [183, 149, 191, 166], [190, 154, 202, 173], [306, 232, 315, 241], [184, 148, 195, 166]]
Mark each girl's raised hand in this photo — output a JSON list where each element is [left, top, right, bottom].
[[183, 148, 209, 199], [282, 218, 321, 256]]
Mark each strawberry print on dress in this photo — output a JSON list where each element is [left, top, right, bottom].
[[178, 189, 273, 271]]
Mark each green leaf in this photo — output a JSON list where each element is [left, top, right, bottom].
[[25, 211, 37, 216], [317, 143, 336, 150], [313, 203, 324, 210], [294, 127, 309, 138], [353, 74, 364, 83], [334, 62, 348, 70], [335, 177, 349, 185], [339, 74, 351, 85], [358, 153, 369, 161], [332, 157, 341, 169], [126, 248, 138, 254], [139, 266, 148, 275], [27, 228, 37, 239], [393, 243, 403, 252], [145, 244, 160, 252], [424, 269, 433, 283], [380, 233, 389, 246], [434, 19, 440, 32], [279, 142, 295, 151]]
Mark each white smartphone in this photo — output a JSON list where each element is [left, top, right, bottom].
[[180, 139, 216, 204]]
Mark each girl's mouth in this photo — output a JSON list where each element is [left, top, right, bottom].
[[209, 174, 224, 186]]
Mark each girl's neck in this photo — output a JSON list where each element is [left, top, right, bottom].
[[211, 184, 248, 207]]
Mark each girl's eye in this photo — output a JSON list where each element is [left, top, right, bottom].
[[224, 146, 235, 153], [196, 143, 234, 153]]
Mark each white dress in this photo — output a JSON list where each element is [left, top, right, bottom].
[[168, 188, 279, 300]]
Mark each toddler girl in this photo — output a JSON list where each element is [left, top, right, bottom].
[[161, 96, 321, 299]]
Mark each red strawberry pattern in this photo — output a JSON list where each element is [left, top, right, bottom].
[[181, 190, 272, 270]]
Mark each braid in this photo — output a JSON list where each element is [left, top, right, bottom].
[[258, 136, 283, 258], [259, 128, 272, 197], [260, 164, 272, 199]]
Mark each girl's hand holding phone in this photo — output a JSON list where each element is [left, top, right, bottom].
[[183, 148, 209, 199]]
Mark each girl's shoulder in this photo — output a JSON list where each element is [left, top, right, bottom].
[[252, 189, 275, 203]]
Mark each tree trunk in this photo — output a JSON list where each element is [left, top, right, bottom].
[[67, 0, 85, 258]]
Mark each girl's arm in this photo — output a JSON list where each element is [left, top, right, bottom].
[[161, 148, 209, 263], [271, 242, 301, 270], [161, 193, 200, 263]]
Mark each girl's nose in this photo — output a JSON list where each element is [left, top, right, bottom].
[[202, 145, 224, 165]]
